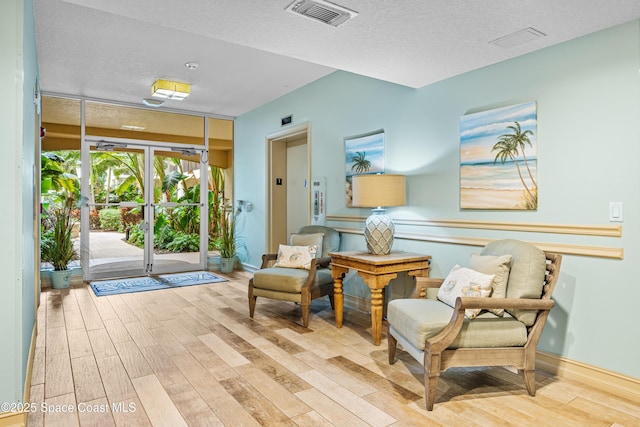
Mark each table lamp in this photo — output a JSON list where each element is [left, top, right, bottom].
[[351, 174, 406, 255]]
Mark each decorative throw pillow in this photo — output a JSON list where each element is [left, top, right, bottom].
[[437, 265, 495, 319], [290, 233, 324, 260], [273, 245, 317, 270], [468, 254, 512, 316]]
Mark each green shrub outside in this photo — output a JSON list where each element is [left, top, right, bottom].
[[128, 226, 144, 247], [165, 233, 200, 252], [127, 223, 205, 253], [120, 207, 142, 231], [99, 208, 122, 231], [89, 209, 101, 229]]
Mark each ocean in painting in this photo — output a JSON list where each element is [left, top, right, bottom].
[[461, 159, 537, 190], [460, 159, 537, 209]]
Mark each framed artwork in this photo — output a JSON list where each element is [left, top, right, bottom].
[[345, 130, 384, 207], [460, 101, 538, 210]]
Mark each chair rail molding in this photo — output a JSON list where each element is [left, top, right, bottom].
[[331, 226, 624, 259], [327, 215, 622, 237]]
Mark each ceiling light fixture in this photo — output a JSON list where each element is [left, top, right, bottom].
[[185, 62, 199, 70], [151, 79, 190, 100], [142, 98, 165, 107]]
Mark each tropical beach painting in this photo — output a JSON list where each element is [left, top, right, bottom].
[[345, 130, 384, 207], [460, 101, 538, 210]]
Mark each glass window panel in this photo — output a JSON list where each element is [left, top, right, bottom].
[[85, 101, 205, 145]]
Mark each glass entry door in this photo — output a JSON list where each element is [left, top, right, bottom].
[[149, 146, 206, 275], [80, 139, 208, 280], [85, 142, 147, 279]]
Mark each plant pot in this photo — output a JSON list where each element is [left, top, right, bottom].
[[219, 256, 235, 273], [50, 269, 73, 289]]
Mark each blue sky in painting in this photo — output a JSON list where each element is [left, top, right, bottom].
[[460, 101, 537, 164], [345, 131, 385, 176]]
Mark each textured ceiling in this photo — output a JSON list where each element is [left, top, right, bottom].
[[35, 0, 640, 118]]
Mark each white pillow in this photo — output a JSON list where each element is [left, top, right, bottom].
[[437, 265, 495, 319], [273, 245, 317, 270]]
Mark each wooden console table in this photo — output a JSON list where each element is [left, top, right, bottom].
[[329, 251, 431, 345]]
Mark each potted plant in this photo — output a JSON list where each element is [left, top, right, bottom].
[[41, 199, 79, 289], [219, 211, 236, 273]]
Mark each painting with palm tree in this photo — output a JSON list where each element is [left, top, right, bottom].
[[460, 102, 538, 210], [345, 130, 385, 207]]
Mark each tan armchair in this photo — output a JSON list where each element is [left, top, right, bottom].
[[248, 225, 340, 327], [387, 239, 562, 410]]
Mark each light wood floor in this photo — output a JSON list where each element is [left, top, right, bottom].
[[27, 270, 639, 427]]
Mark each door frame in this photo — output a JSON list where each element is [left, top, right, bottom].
[[80, 135, 209, 280], [266, 122, 311, 253]]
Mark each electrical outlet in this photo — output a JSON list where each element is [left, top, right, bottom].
[[609, 202, 623, 222]]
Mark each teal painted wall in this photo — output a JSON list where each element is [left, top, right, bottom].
[[0, 0, 38, 403], [21, 0, 38, 395], [235, 21, 640, 378]]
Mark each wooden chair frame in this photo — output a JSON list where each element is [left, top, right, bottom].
[[388, 251, 562, 410], [248, 254, 334, 327]]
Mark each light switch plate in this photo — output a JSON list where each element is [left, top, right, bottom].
[[609, 202, 623, 222]]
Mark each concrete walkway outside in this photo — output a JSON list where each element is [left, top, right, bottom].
[[44, 231, 217, 277]]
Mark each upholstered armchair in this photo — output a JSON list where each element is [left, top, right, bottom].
[[387, 239, 562, 410], [248, 225, 340, 327]]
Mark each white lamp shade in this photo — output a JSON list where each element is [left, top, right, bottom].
[[351, 174, 406, 208]]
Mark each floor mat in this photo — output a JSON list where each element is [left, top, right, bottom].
[[90, 271, 227, 296]]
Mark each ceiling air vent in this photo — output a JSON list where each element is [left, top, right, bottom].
[[489, 27, 546, 48], [286, 0, 358, 27]]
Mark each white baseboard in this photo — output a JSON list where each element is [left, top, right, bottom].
[[239, 262, 259, 274], [536, 350, 640, 402]]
